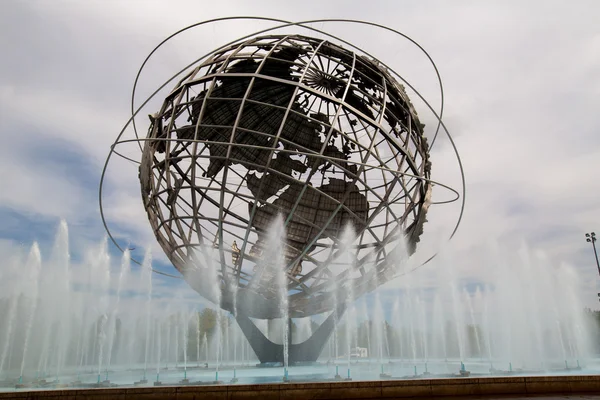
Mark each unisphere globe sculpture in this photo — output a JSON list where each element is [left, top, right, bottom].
[[139, 34, 432, 321], [99, 17, 465, 362]]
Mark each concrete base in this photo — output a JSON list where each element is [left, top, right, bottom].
[[235, 303, 346, 364], [4, 375, 600, 399]]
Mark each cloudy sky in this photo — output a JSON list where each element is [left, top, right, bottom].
[[1, 0, 600, 310]]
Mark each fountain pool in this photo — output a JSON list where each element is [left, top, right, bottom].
[[0, 220, 597, 392]]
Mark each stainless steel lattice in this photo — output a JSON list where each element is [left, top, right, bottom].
[[138, 34, 432, 317]]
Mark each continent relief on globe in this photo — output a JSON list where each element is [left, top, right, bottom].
[[151, 46, 371, 265], [143, 39, 430, 284]]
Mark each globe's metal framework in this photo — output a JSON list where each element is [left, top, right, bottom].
[[100, 18, 465, 363], [139, 34, 431, 318]]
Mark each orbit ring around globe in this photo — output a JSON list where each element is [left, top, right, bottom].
[[98, 18, 466, 296]]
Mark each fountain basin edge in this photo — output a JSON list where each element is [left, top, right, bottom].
[[2, 375, 600, 399]]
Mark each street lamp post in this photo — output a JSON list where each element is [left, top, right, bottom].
[[586, 232, 600, 277]]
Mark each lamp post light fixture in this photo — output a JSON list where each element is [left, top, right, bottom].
[[586, 232, 600, 277], [586, 232, 600, 303]]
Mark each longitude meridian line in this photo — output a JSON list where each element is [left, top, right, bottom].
[[215, 37, 288, 280], [186, 40, 254, 283], [287, 50, 393, 299], [153, 90, 192, 267], [358, 74, 390, 277], [235, 38, 332, 283], [281, 53, 359, 290], [188, 73, 222, 259], [346, 108, 372, 278], [296, 70, 410, 291]]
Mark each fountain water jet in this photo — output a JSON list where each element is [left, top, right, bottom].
[[0, 264, 20, 377], [141, 250, 153, 381], [91, 238, 111, 384], [19, 243, 42, 382], [51, 220, 72, 381], [106, 249, 131, 374], [155, 319, 162, 384], [464, 288, 482, 358]]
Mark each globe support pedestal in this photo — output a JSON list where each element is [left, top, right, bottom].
[[235, 304, 346, 364]]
